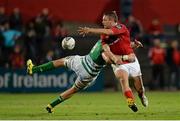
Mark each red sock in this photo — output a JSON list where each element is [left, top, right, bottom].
[[124, 90, 134, 99]]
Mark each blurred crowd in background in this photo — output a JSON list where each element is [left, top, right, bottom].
[[0, 7, 68, 69], [0, 6, 180, 90]]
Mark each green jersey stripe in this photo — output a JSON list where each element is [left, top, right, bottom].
[[82, 58, 99, 75], [86, 55, 104, 69], [81, 59, 97, 77], [85, 56, 100, 73]]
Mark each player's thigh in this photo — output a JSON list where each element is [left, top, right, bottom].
[[65, 55, 80, 70], [112, 64, 130, 88], [66, 55, 85, 75], [112, 64, 129, 79], [128, 58, 142, 77]]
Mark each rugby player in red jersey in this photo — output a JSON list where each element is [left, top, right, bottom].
[[78, 11, 148, 112]]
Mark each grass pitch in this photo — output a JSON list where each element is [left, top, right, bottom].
[[0, 91, 180, 120]]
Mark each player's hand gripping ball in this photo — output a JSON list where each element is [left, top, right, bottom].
[[62, 37, 75, 50]]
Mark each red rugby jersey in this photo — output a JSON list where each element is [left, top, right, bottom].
[[101, 24, 134, 55], [148, 47, 166, 65]]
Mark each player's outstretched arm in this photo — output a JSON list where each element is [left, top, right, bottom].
[[78, 27, 113, 36]]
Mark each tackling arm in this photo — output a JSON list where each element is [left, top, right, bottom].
[[102, 40, 142, 64], [102, 44, 123, 64]]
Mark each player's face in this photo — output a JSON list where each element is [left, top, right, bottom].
[[102, 15, 113, 28]]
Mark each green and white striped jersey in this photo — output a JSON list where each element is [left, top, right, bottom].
[[81, 40, 105, 76]]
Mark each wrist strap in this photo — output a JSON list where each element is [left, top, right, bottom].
[[122, 55, 129, 61]]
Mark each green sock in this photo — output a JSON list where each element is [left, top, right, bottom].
[[32, 61, 55, 73], [50, 96, 64, 108]]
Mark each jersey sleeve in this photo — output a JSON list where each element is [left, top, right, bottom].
[[111, 25, 126, 35]]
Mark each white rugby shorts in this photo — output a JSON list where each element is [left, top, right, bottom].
[[65, 55, 97, 87], [111, 57, 142, 77]]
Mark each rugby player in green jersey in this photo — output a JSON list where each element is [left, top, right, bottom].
[[26, 39, 143, 113]]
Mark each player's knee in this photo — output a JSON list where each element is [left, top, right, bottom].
[[53, 58, 65, 67], [74, 81, 89, 90], [115, 69, 128, 80], [71, 86, 80, 92]]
